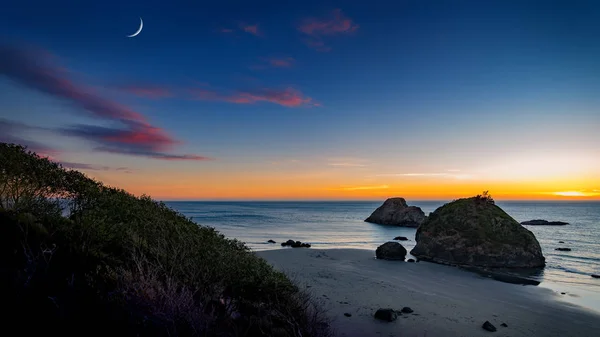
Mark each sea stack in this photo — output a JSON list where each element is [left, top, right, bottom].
[[365, 197, 426, 227], [410, 195, 545, 268]]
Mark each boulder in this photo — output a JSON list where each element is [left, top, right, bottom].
[[344, 313, 352, 317], [555, 248, 571, 252], [267, 240, 276, 244], [559, 241, 565, 243], [365, 198, 426, 227], [410, 196, 545, 268], [591, 274, 600, 279], [407, 259, 415, 263], [374, 308, 397, 322], [376, 242, 407, 261], [520, 219, 569, 226], [500, 323, 508, 328], [400, 307, 413, 314], [482, 321, 497, 332], [393, 236, 409, 241], [281, 239, 295, 247]]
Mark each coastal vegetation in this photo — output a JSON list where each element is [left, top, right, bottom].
[[0, 143, 331, 336]]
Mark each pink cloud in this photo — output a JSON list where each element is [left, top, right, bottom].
[[299, 9, 359, 35], [220, 28, 234, 33], [240, 24, 261, 36], [298, 9, 358, 51], [0, 43, 209, 161], [190, 87, 317, 108]]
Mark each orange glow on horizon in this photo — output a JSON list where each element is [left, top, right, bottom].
[[85, 168, 600, 201]]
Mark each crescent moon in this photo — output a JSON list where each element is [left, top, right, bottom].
[[127, 17, 143, 38]]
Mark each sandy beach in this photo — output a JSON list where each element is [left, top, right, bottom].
[[258, 248, 600, 337]]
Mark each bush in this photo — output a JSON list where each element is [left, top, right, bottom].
[[0, 143, 331, 337], [475, 190, 494, 204]]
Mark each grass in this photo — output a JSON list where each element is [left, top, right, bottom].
[[0, 143, 332, 337]]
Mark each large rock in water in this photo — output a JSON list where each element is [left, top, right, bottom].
[[410, 196, 545, 268], [365, 198, 426, 227]]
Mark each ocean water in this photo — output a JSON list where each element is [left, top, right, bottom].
[[166, 201, 600, 297]]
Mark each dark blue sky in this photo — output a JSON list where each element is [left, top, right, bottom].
[[1, 0, 599, 199]]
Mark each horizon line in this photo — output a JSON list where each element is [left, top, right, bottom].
[[160, 198, 600, 202]]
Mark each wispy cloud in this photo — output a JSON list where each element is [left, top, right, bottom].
[[327, 157, 368, 168], [376, 172, 473, 180], [190, 87, 318, 108], [59, 161, 132, 173], [114, 81, 318, 108], [267, 57, 295, 68], [218, 24, 262, 37], [328, 163, 367, 167], [249, 57, 295, 70], [0, 43, 208, 161], [240, 23, 261, 36], [1, 119, 135, 171], [298, 9, 359, 51], [331, 185, 390, 191]]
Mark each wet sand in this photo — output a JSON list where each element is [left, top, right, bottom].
[[258, 248, 600, 337]]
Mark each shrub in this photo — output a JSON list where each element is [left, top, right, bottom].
[[0, 143, 331, 337], [475, 190, 494, 204]]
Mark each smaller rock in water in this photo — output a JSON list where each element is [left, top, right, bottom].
[[407, 259, 415, 263], [561, 292, 566, 295], [344, 313, 352, 317], [401, 307, 413, 314], [559, 241, 565, 243], [555, 248, 572, 251], [374, 308, 398, 322], [281, 239, 311, 248], [482, 321, 497, 332], [267, 239, 276, 244], [393, 236, 409, 241], [520, 219, 569, 226], [500, 323, 508, 328], [592, 274, 600, 279]]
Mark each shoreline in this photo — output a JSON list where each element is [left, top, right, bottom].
[[258, 248, 600, 337]]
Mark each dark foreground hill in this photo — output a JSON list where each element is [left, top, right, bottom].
[[0, 143, 330, 337]]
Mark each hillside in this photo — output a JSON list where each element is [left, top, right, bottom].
[[0, 143, 330, 337]]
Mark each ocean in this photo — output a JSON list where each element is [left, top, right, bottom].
[[166, 200, 600, 307]]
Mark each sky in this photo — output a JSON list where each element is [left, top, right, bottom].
[[1, 0, 599, 201]]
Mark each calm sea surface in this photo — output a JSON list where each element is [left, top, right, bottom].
[[167, 201, 600, 304]]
